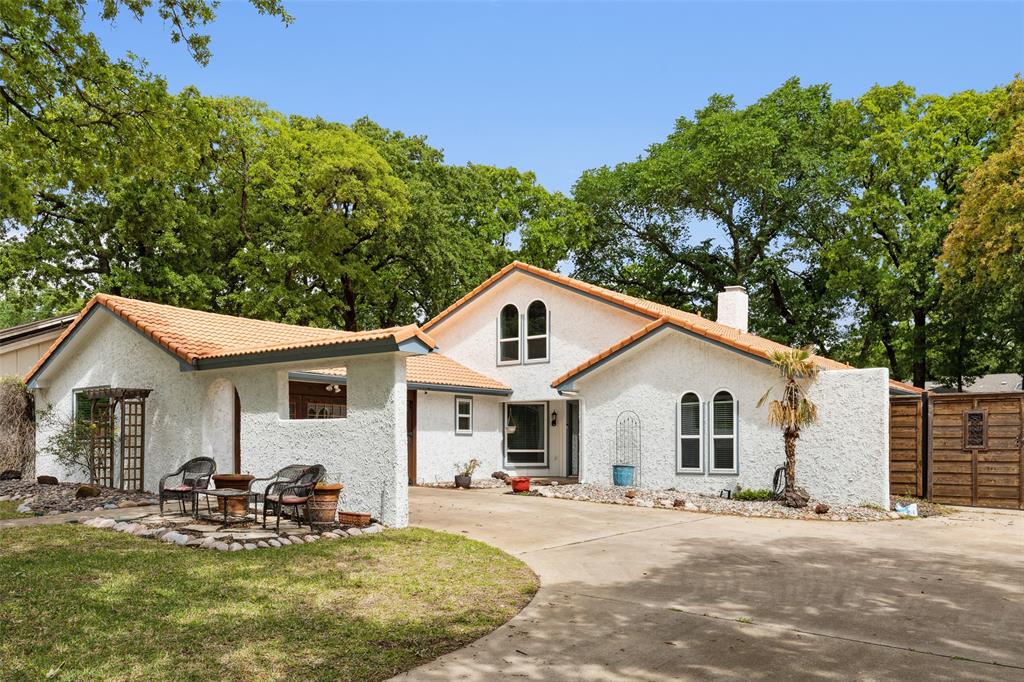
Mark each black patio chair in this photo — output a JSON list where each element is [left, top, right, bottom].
[[260, 464, 326, 532], [158, 457, 216, 515]]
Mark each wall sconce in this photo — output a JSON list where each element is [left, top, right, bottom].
[[550, 410, 558, 427], [325, 384, 343, 394]]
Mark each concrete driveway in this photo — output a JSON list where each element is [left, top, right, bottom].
[[398, 487, 1023, 681]]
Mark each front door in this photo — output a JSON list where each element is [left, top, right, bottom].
[[566, 400, 580, 477], [407, 390, 417, 485]]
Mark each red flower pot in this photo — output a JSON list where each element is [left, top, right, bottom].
[[509, 476, 531, 493]]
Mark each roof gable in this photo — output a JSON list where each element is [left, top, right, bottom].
[[25, 295, 436, 385]]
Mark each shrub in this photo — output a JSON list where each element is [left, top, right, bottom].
[[0, 377, 34, 476], [734, 488, 774, 501]]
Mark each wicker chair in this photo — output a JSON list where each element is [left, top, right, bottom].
[[158, 457, 216, 515], [259, 464, 326, 531]]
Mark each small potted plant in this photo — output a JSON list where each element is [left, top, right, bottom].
[[455, 458, 481, 489]]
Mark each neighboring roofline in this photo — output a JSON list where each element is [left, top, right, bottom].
[[552, 317, 923, 394], [0, 313, 77, 347], [289, 370, 513, 396], [422, 261, 660, 333], [25, 295, 437, 386]]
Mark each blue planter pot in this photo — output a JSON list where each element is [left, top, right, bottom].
[[612, 464, 635, 487]]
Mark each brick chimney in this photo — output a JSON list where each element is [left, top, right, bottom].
[[716, 286, 748, 333]]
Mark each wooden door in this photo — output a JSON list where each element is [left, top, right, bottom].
[[929, 393, 1024, 509], [889, 396, 923, 497], [407, 390, 417, 485]]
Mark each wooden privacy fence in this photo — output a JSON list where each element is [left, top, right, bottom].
[[889, 392, 1024, 509]]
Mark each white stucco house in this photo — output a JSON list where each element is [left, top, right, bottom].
[[26, 262, 919, 526]]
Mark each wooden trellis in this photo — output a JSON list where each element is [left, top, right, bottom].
[[84, 388, 151, 491]]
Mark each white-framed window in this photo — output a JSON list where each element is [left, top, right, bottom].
[[678, 392, 703, 472], [504, 402, 547, 466], [455, 396, 473, 435], [711, 390, 738, 473], [497, 304, 521, 365], [524, 300, 549, 363]]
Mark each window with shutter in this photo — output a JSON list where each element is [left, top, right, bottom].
[[678, 392, 702, 472], [711, 390, 737, 473]]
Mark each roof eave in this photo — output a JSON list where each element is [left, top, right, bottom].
[[193, 335, 434, 371]]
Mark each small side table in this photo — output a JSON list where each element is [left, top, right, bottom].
[[194, 488, 257, 525]]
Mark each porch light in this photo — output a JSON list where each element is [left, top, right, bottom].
[[550, 410, 558, 427]]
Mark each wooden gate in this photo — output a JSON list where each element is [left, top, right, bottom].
[[929, 393, 1024, 509], [889, 396, 924, 497]]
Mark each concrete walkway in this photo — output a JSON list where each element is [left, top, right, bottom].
[[398, 487, 1024, 681]]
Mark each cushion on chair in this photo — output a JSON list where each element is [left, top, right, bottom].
[[266, 494, 309, 504], [164, 484, 192, 492]]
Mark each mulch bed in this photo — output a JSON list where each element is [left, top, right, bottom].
[[0, 480, 157, 516], [536, 483, 900, 522]]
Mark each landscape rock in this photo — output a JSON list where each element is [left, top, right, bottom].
[[268, 539, 282, 547], [36, 475, 59, 485], [256, 541, 270, 548], [0, 470, 21, 481], [214, 542, 230, 551], [229, 543, 243, 552], [75, 484, 102, 498], [346, 527, 362, 536], [15, 502, 32, 513], [814, 503, 830, 515], [362, 524, 383, 535], [243, 543, 257, 550], [290, 536, 304, 545]]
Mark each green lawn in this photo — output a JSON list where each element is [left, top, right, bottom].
[[0, 525, 538, 681], [0, 500, 30, 520]]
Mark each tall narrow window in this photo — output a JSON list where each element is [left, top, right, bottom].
[[711, 391, 737, 473], [455, 396, 473, 435], [498, 304, 520, 364], [525, 300, 548, 362], [678, 392, 702, 472]]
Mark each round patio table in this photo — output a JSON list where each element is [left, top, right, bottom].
[[194, 488, 258, 525]]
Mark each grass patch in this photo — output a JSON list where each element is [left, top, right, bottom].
[[0, 500, 30, 520], [0, 525, 538, 681]]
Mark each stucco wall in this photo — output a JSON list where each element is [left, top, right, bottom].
[[414, 391, 504, 483], [428, 270, 652, 402], [575, 329, 890, 507], [32, 309, 411, 527], [413, 392, 570, 480]]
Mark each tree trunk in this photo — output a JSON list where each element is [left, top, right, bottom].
[[782, 428, 808, 508], [912, 307, 927, 388]]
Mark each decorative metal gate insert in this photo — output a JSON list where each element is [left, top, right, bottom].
[[615, 410, 642, 487]]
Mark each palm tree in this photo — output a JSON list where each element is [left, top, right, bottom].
[[757, 347, 819, 508]]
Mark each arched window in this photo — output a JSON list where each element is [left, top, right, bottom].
[[525, 300, 548, 362], [711, 390, 737, 473], [678, 392, 702, 472], [497, 304, 520, 364]]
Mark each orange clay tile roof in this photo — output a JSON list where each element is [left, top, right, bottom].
[[303, 353, 511, 393], [421, 261, 920, 394], [25, 294, 436, 382]]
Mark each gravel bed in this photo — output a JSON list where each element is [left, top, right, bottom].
[[537, 483, 900, 522], [0, 480, 157, 516]]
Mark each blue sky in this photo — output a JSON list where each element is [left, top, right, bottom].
[[88, 1, 1023, 194]]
